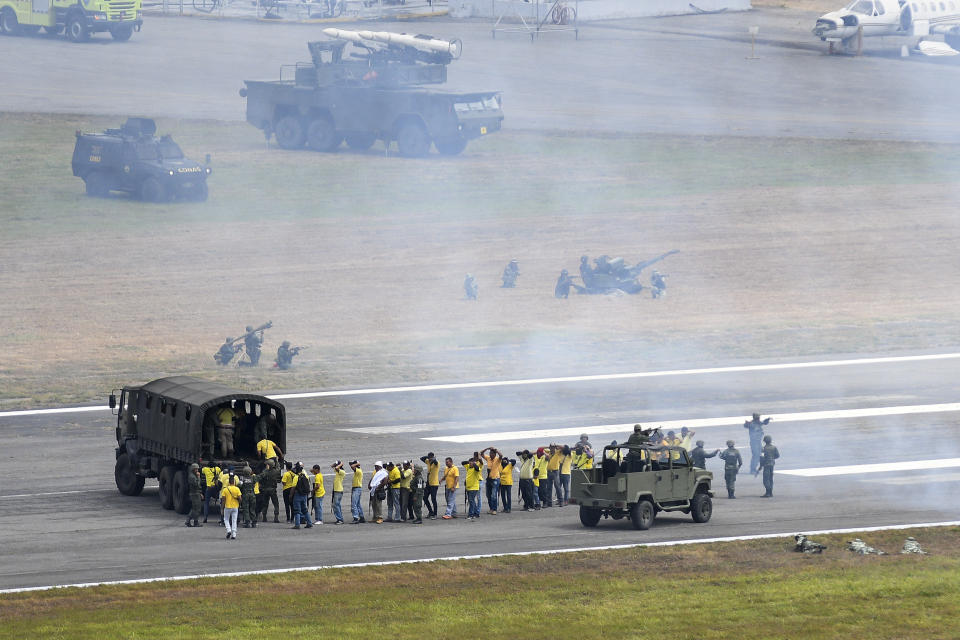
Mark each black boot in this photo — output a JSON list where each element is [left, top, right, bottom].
[[274, 516, 280, 523], [251, 521, 257, 528], [193, 519, 202, 527], [184, 519, 193, 527]]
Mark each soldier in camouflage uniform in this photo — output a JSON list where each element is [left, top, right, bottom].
[[185, 463, 204, 528], [718, 440, 743, 499], [257, 459, 281, 523], [240, 466, 258, 528], [411, 464, 425, 524], [900, 537, 928, 555], [847, 538, 885, 555]]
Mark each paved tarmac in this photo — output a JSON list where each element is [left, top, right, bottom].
[[1, 353, 959, 590], [1, 8, 959, 140]]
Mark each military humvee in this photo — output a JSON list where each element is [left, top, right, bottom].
[[569, 443, 713, 530], [72, 118, 211, 202]]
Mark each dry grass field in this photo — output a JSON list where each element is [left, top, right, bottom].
[[2, 113, 960, 406]]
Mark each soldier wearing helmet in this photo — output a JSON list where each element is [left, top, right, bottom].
[[215, 336, 240, 366], [276, 340, 299, 370], [759, 435, 780, 498], [464, 273, 478, 300], [240, 324, 264, 367], [185, 462, 204, 528], [718, 440, 743, 499], [555, 268, 574, 299], [501, 259, 520, 288], [690, 440, 719, 469]]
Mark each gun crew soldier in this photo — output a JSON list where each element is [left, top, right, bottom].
[[215, 337, 242, 366], [276, 341, 303, 370]]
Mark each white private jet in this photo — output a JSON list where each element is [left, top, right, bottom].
[[813, 0, 960, 52]]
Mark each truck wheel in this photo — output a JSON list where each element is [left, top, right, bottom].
[[115, 453, 144, 496], [396, 122, 431, 158], [158, 466, 175, 510], [139, 177, 165, 202], [630, 499, 655, 530], [0, 8, 20, 35], [306, 117, 340, 152], [66, 14, 89, 42], [344, 132, 376, 152], [274, 116, 305, 150], [435, 137, 467, 156], [579, 506, 601, 527], [691, 492, 712, 523], [172, 469, 190, 514], [111, 25, 133, 41], [85, 171, 110, 197]]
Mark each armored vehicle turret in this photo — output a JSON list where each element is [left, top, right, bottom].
[[240, 29, 503, 157]]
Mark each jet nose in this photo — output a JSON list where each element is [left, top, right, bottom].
[[812, 17, 839, 36]]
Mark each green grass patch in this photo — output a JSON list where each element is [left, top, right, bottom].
[[2, 527, 959, 639]]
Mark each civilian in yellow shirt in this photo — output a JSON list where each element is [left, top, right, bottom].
[[200, 461, 221, 524], [349, 460, 365, 523], [419, 452, 441, 519], [331, 460, 346, 524], [310, 464, 326, 524], [558, 445, 573, 506], [546, 444, 564, 508], [480, 446, 502, 514], [534, 448, 550, 508], [281, 460, 297, 523], [463, 457, 482, 519], [442, 457, 459, 519], [573, 445, 593, 470], [400, 461, 414, 522], [517, 449, 536, 511], [499, 455, 516, 513], [386, 462, 402, 522], [219, 476, 242, 540], [256, 438, 284, 464]]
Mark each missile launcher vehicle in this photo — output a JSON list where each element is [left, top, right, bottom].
[[239, 29, 503, 157]]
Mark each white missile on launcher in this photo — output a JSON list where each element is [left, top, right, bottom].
[[321, 27, 369, 44], [325, 28, 462, 59]]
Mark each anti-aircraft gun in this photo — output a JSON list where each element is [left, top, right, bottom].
[[239, 29, 503, 157]]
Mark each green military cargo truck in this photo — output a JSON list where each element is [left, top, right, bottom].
[[109, 376, 287, 514], [570, 443, 713, 530]]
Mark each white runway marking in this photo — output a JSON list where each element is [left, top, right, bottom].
[[778, 458, 960, 477], [1, 520, 956, 595], [0, 489, 104, 500], [2, 352, 959, 419], [423, 402, 960, 443]]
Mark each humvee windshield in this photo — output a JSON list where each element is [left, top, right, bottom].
[[158, 139, 184, 159]]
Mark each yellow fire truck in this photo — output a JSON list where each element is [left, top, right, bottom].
[[0, 0, 142, 41]]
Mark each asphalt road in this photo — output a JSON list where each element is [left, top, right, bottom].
[[1, 9, 959, 141], [2, 353, 959, 590]]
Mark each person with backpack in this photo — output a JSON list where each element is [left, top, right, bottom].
[[291, 462, 314, 529]]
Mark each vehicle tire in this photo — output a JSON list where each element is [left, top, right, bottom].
[[115, 453, 144, 496], [306, 117, 340, 152], [172, 469, 190, 514], [274, 115, 306, 150], [139, 176, 165, 202], [0, 7, 20, 35], [84, 171, 110, 197], [396, 122, 431, 158], [158, 466, 175, 510], [66, 14, 89, 42], [435, 137, 467, 156], [691, 492, 712, 523], [579, 506, 601, 527], [630, 499, 655, 530], [111, 24, 133, 41], [344, 132, 376, 152]]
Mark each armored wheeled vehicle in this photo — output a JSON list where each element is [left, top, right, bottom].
[[72, 118, 211, 202], [239, 29, 503, 157], [109, 376, 286, 514], [570, 442, 713, 529]]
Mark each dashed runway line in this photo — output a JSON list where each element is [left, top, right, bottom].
[[1, 520, 957, 595], [2, 351, 959, 419]]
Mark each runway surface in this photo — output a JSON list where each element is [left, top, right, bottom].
[[1, 9, 959, 141], [1, 352, 958, 590]]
